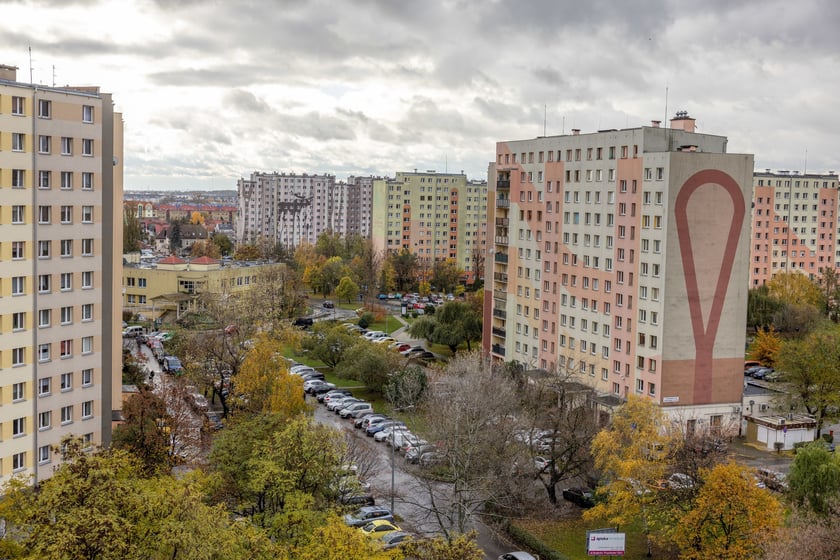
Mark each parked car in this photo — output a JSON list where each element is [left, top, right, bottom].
[[374, 337, 396, 345], [366, 420, 404, 437], [323, 300, 335, 309], [304, 379, 332, 393], [499, 553, 537, 560], [359, 415, 390, 431], [322, 392, 354, 406], [406, 444, 437, 464], [562, 487, 595, 508], [343, 505, 394, 528], [355, 413, 385, 429], [319, 389, 352, 403], [205, 411, 224, 431], [363, 331, 386, 340], [380, 531, 413, 550], [755, 468, 788, 492], [374, 425, 408, 443], [419, 451, 443, 466], [162, 356, 183, 375], [309, 382, 337, 395], [328, 397, 361, 412], [293, 317, 314, 328], [340, 402, 373, 418], [410, 351, 436, 362], [359, 520, 401, 538], [339, 492, 375, 507], [399, 346, 426, 356], [400, 435, 427, 454], [290, 364, 317, 374]]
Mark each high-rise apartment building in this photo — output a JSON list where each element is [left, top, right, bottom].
[[750, 170, 839, 287], [484, 115, 753, 424], [346, 175, 375, 238], [0, 64, 123, 483], [236, 172, 353, 247], [371, 171, 488, 282]]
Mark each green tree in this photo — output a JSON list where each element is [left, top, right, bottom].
[[335, 276, 360, 304], [335, 340, 401, 392], [402, 531, 484, 560], [672, 462, 782, 560], [787, 442, 840, 516], [211, 233, 233, 256], [123, 208, 143, 253], [432, 258, 463, 294], [747, 286, 784, 332], [407, 301, 482, 353], [319, 256, 346, 296], [301, 322, 359, 369], [776, 327, 840, 435], [168, 222, 182, 253], [819, 266, 840, 322], [383, 365, 428, 410], [112, 388, 171, 474], [314, 231, 345, 259], [767, 272, 824, 308], [388, 250, 418, 292]]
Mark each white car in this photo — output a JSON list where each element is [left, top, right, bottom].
[[339, 402, 373, 418], [363, 331, 386, 340], [374, 337, 396, 345], [374, 426, 410, 443]]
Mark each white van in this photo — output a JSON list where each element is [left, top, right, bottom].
[[122, 325, 146, 338]]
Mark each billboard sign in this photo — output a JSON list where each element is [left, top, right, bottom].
[[587, 531, 626, 556]]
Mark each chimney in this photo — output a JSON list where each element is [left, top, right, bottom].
[[651, 120, 661, 128], [571, 128, 580, 136], [669, 111, 696, 133], [0, 64, 18, 82]]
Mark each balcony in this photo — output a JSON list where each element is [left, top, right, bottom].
[[492, 326, 506, 338], [491, 344, 506, 357], [494, 290, 507, 302], [493, 308, 507, 319], [496, 179, 511, 189], [496, 198, 510, 208], [495, 217, 509, 227], [493, 272, 508, 283], [495, 236, 509, 246], [494, 252, 508, 263]]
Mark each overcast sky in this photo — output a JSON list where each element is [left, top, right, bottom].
[[1, 0, 837, 190]]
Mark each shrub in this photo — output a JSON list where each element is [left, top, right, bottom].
[[507, 523, 570, 560]]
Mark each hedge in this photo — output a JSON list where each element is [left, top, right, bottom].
[[507, 522, 570, 560]]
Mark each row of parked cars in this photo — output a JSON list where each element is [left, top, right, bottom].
[[341, 323, 436, 362], [744, 361, 779, 381]]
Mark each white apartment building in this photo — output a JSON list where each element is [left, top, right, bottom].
[[0, 64, 123, 484], [484, 114, 754, 428]]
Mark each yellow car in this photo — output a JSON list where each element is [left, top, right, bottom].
[[359, 520, 401, 538]]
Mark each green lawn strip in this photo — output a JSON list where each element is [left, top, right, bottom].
[[515, 516, 660, 560]]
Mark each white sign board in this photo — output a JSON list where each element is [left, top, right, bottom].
[[587, 532, 626, 556], [662, 396, 680, 403]]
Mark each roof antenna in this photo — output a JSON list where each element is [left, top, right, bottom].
[[28, 44, 33, 83], [543, 104, 547, 137], [664, 84, 669, 124]]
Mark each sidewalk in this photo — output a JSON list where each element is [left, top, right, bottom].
[[728, 436, 794, 473]]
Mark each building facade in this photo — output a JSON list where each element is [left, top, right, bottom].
[[750, 170, 839, 287], [0, 64, 123, 483], [484, 115, 753, 426], [236, 172, 351, 247], [345, 175, 375, 238], [371, 171, 488, 283]]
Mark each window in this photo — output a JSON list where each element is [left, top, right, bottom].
[[12, 276, 25, 295], [61, 171, 73, 190], [39, 308, 51, 327], [12, 347, 25, 366], [61, 306, 73, 324], [12, 241, 24, 259], [12, 132, 24, 151], [38, 99, 51, 118], [82, 336, 93, 354], [82, 368, 93, 386], [11, 96, 24, 115], [12, 382, 24, 400], [38, 240, 50, 258], [82, 105, 94, 123], [38, 377, 51, 396], [12, 169, 25, 187], [39, 445, 51, 464], [82, 401, 93, 419], [38, 135, 50, 154], [61, 205, 72, 223], [82, 172, 93, 190], [38, 205, 51, 223], [61, 372, 73, 391], [82, 138, 93, 156], [60, 340, 72, 358], [12, 417, 25, 436], [38, 170, 50, 189], [61, 136, 72, 155], [61, 272, 72, 291], [12, 205, 24, 223], [82, 206, 93, 223], [82, 238, 93, 256], [61, 405, 73, 424], [39, 343, 51, 362], [61, 239, 73, 257], [82, 303, 93, 321], [13, 452, 25, 471], [12, 311, 25, 330], [38, 411, 51, 430], [82, 271, 93, 288]]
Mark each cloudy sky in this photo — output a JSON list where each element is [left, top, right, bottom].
[[1, 0, 837, 190]]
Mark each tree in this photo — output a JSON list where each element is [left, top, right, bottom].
[[335, 341, 402, 392], [190, 210, 205, 225], [787, 442, 840, 516], [383, 365, 428, 411], [747, 326, 782, 367], [402, 531, 484, 560], [819, 266, 840, 322], [407, 301, 482, 353], [389, 250, 418, 292], [468, 246, 485, 288], [335, 276, 360, 304], [241, 266, 307, 332], [672, 462, 782, 560], [762, 505, 840, 560], [776, 327, 840, 435], [234, 243, 262, 261], [123, 208, 143, 252], [233, 335, 307, 416], [314, 231, 345, 259], [432, 259, 463, 294], [189, 239, 221, 259], [211, 232, 233, 256], [112, 387, 171, 474], [747, 286, 783, 332], [767, 272, 824, 308], [301, 322, 360, 369], [288, 514, 397, 560], [168, 222, 182, 253]]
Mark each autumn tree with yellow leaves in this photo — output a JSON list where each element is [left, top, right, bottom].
[[232, 334, 306, 416]]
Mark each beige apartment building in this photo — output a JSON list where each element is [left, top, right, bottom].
[[750, 170, 839, 287], [0, 65, 123, 484], [371, 171, 488, 283], [484, 115, 754, 427]]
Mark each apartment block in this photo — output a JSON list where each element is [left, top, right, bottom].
[[371, 171, 488, 282], [0, 64, 123, 483], [484, 115, 753, 426], [750, 170, 839, 287], [236, 172, 358, 247], [346, 175, 375, 238]]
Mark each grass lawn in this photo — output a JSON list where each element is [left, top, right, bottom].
[[516, 516, 666, 560]]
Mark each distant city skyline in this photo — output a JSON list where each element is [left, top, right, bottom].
[[1, 0, 837, 190]]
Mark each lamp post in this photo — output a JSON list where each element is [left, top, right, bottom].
[[390, 429, 396, 513]]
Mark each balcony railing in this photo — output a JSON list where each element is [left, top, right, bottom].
[[493, 272, 508, 283], [496, 198, 510, 208], [494, 252, 508, 263], [493, 308, 507, 319], [496, 179, 511, 189], [491, 344, 506, 357], [492, 326, 506, 337], [495, 236, 509, 245], [495, 218, 509, 227], [494, 290, 507, 302]]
